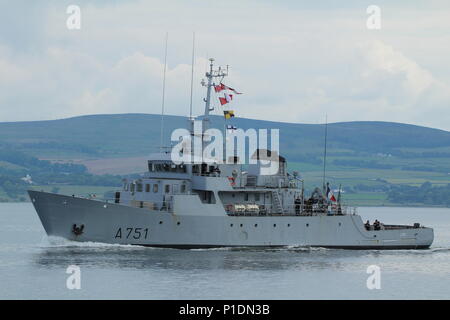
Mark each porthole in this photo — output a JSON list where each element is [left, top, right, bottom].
[[287, 224, 291, 227], [177, 222, 180, 226], [254, 224, 258, 227], [240, 224, 243, 227], [373, 235, 377, 238], [273, 224, 276, 227], [338, 222, 342, 226], [230, 224, 233, 227], [159, 221, 163, 224], [306, 223, 309, 227]]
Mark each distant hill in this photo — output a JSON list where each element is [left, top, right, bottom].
[[1, 113, 450, 162], [1, 113, 450, 204]]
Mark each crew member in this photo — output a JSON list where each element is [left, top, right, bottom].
[[374, 220, 380, 231]]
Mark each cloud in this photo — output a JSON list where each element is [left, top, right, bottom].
[[0, 57, 30, 86], [351, 40, 450, 127], [70, 88, 119, 115], [360, 40, 434, 97], [0, 0, 449, 131]]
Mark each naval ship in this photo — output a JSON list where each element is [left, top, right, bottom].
[[29, 59, 433, 249]]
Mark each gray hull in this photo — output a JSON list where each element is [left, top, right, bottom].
[[29, 190, 433, 249]]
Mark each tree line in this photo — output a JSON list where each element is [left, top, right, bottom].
[[388, 182, 450, 206]]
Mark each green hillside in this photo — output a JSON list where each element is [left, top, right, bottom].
[[1, 113, 450, 205], [1, 113, 450, 160]]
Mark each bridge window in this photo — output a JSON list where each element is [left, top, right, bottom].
[[255, 193, 260, 201], [153, 184, 158, 193], [165, 185, 170, 193], [181, 184, 186, 193], [244, 193, 249, 201], [130, 183, 135, 193], [137, 183, 143, 192], [145, 184, 150, 192], [152, 162, 187, 173], [171, 164, 186, 173]]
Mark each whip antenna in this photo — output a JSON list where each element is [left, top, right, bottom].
[[189, 32, 195, 120], [160, 32, 168, 152], [322, 114, 328, 193]]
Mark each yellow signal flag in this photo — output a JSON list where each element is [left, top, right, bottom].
[[223, 110, 235, 119]]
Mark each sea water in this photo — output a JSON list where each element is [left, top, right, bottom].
[[0, 203, 449, 299]]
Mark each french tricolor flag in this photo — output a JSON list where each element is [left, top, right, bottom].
[[328, 190, 337, 202], [326, 185, 337, 202]]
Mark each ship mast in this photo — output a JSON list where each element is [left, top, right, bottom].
[[186, 58, 228, 162], [201, 58, 228, 131]]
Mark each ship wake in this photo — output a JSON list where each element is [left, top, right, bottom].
[[40, 236, 148, 250]]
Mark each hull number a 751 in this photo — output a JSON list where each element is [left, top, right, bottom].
[[115, 227, 149, 240]]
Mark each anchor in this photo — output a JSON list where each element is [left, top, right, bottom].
[[72, 224, 84, 236]]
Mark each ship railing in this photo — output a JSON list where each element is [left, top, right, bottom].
[[89, 196, 174, 212], [383, 224, 423, 230], [225, 203, 357, 216], [193, 172, 222, 177]]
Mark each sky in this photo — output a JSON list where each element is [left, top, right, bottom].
[[0, 0, 449, 130]]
